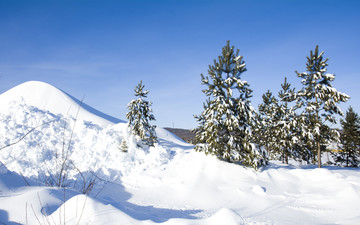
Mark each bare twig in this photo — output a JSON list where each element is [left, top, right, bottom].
[[37, 193, 51, 225], [18, 166, 31, 186], [26, 203, 28, 225], [0, 119, 57, 151], [63, 187, 66, 225], [0, 127, 36, 151], [76, 195, 88, 225], [31, 204, 42, 225]]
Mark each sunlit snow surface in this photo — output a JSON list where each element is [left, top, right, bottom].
[[0, 81, 360, 224]]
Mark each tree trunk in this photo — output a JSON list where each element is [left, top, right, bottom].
[[317, 139, 321, 168], [315, 96, 321, 168], [312, 153, 316, 164]]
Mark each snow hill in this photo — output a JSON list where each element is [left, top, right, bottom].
[[1, 81, 360, 225], [0, 81, 124, 126]]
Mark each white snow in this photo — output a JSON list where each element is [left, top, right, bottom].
[[0, 81, 360, 225], [0, 81, 124, 126]]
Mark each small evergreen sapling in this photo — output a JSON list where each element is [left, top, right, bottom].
[[119, 139, 128, 153], [126, 81, 157, 147]]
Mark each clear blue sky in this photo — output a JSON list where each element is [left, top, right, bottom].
[[0, 0, 359, 129]]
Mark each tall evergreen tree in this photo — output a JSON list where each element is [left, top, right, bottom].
[[126, 81, 157, 147], [296, 45, 349, 168], [194, 41, 266, 169], [333, 107, 360, 167]]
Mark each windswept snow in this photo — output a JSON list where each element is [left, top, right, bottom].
[[0, 81, 360, 225]]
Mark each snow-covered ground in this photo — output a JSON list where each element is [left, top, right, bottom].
[[0, 81, 359, 224]]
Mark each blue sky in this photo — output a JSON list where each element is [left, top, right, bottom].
[[0, 0, 359, 129]]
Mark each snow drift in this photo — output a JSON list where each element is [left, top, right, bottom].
[[0, 81, 360, 225], [0, 81, 188, 183]]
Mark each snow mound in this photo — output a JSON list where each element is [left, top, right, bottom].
[[0, 102, 188, 185], [204, 208, 245, 225], [156, 126, 193, 147], [0, 81, 191, 188], [50, 194, 140, 225], [0, 81, 123, 126]]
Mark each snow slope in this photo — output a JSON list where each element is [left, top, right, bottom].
[[0, 81, 124, 126], [1, 81, 360, 225]]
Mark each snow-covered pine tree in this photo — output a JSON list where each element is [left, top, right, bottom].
[[119, 139, 128, 152], [126, 81, 157, 147], [274, 77, 301, 164], [193, 99, 209, 144], [296, 45, 349, 168], [296, 113, 319, 164], [254, 90, 278, 157], [255, 78, 303, 164], [333, 107, 360, 167], [193, 41, 266, 169]]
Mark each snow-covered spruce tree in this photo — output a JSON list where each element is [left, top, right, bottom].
[[193, 41, 266, 169], [126, 81, 157, 147], [333, 107, 360, 167], [296, 45, 349, 168]]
